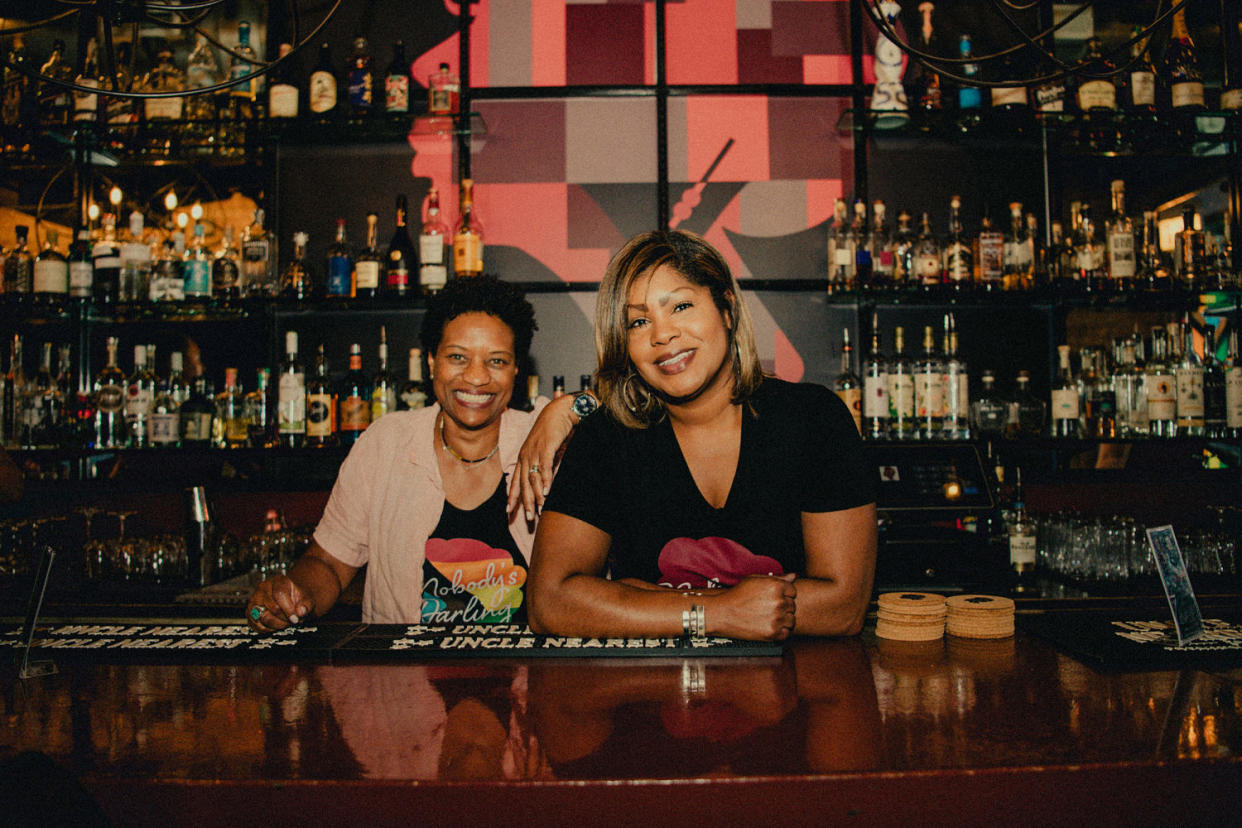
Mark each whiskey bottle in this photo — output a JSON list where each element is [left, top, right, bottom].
[[94, 336, 126, 449], [890, 210, 916, 290], [355, 212, 382, 299], [1075, 36, 1118, 112], [832, 328, 862, 434], [245, 369, 273, 448], [862, 317, 888, 439], [1138, 211, 1170, 293], [453, 179, 484, 277], [280, 231, 314, 302], [1174, 206, 1204, 291], [914, 212, 941, 291], [68, 227, 93, 300], [1082, 348, 1116, 439], [914, 325, 943, 439], [33, 228, 69, 304], [970, 370, 1007, 438], [371, 326, 398, 421], [400, 347, 428, 410], [212, 225, 242, 301], [1105, 181, 1136, 292], [326, 219, 355, 298], [886, 326, 915, 440], [942, 196, 972, 292], [1144, 327, 1177, 437], [1050, 344, 1081, 438], [149, 379, 180, 448], [1007, 467, 1037, 593], [4, 225, 33, 296], [385, 194, 417, 297], [1073, 202, 1106, 296], [942, 317, 969, 439], [72, 37, 101, 123], [338, 343, 371, 444], [419, 187, 450, 293], [384, 41, 410, 114], [179, 378, 215, 448], [277, 331, 306, 447], [976, 214, 1003, 292], [346, 35, 375, 116], [214, 367, 248, 448], [267, 43, 300, 119]]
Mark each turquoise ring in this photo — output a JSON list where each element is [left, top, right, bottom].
[[249, 605, 265, 622]]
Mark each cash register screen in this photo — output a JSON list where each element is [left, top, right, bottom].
[[867, 443, 995, 513]]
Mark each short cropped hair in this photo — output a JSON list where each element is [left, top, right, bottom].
[[420, 276, 537, 362], [594, 230, 764, 429]]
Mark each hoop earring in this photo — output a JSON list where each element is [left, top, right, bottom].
[[621, 372, 645, 413]]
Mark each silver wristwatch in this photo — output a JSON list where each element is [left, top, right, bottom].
[[570, 391, 598, 420]]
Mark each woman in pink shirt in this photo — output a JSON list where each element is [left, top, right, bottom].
[[247, 277, 595, 628]]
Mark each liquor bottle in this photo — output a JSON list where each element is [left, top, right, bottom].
[[1226, 327, 1242, 438], [384, 41, 410, 114], [524, 374, 541, 411], [212, 226, 242, 300], [268, 43, 300, 119], [93, 336, 126, 449], [400, 347, 428, 410], [1144, 327, 1178, 437], [1162, 7, 1205, 111], [419, 187, 450, 293], [1138, 211, 1170, 293], [68, 227, 93, 300], [339, 343, 371, 444], [832, 328, 862, 434], [2, 335, 23, 446], [1075, 37, 1118, 113], [1050, 344, 1080, 438], [119, 211, 152, 304], [1105, 180, 1136, 292], [970, 370, 1007, 438], [1172, 321, 1204, 437], [242, 209, 274, 297], [1082, 348, 1116, 438], [428, 62, 460, 115], [4, 225, 33, 296], [141, 45, 185, 141], [245, 368, 272, 448], [990, 48, 1029, 115], [54, 343, 74, 446], [227, 21, 261, 120], [1007, 370, 1045, 437], [124, 344, 156, 448], [453, 179, 484, 277], [890, 210, 916, 289], [179, 377, 215, 448], [33, 228, 69, 303], [25, 342, 57, 449], [280, 231, 314, 301], [1174, 206, 1204, 290], [869, 201, 894, 289], [850, 201, 872, 289], [308, 42, 339, 119], [1202, 326, 1227, 439], [184, 34, 221, 150], [956, 34, 982, 129], [168, 351, 191, 405], [1002, 202, 1033, 291], [914, 325, 943, 439], [355, 212, 382, 299], [914, 212, 942, 291], [1073, 202, 1107, 295], [150, 239, 183, 302], [347, 35, 375, 116], [552, 376, 566, 398], [910, 3, 943, 118], [305, 345, 335, 446], [92, 214, 121, 308], [38, 39, 74, 127], [1126, 25, 1158, 114], [976, 213, 1003, 292], [385, 194, 416, 296], [183, 221, 213, 302], [942, 196, 972, 292], [326, 219, 355, 298], [1112, 338, 1147, 437], [371, 327, 398, 422], [149, 379, 180, 448], [214, 367, 248, 448], [277, 331, 306, 447], [862, 317, 888, 439], [71, 37, 102, 125], [886, 326, 915, 439], [1007, 467, 1037, 592], [942, 317, 969, 439], [827, 199, 853, 292]]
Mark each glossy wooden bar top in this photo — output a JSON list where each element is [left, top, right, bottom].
[[3, 619, 1241, 827]]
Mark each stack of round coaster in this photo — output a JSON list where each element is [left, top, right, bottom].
[[876, 592, 947, 641], [945, 594, 1015, 639]]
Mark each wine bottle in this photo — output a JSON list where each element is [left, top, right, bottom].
[[347, 35, 375, 116], [832, 328, 862, 434], [278, 331, 306, 447], [419, 187, 450, 293], [268, 42, 300, 119], [384, 41, 410, 114], [371, 327, 397, 421], [307, 344, 336, 447], [400, 347, 428, 410], [326, 219, 354, 298], [355, 212, 382, 299], [1162, 7, 1204, 111], [308, 42, 338, 119], [385, 195, 416, 297]]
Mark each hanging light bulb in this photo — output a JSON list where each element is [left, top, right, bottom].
[[109, 186, 123, 208], [87, 202, 101, 223], [191, 202, 204, 221], [177, 211, 189, 230], [164, 190, 178, 211]]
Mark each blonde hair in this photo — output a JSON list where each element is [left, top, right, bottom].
[[594, 230, 764, 428]]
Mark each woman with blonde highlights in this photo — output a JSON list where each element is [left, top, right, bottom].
[[528, 230, 877, 641]]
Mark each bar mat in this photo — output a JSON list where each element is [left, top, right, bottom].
[[1018, 612, 1242, 672], [0, 622, 784, 663]]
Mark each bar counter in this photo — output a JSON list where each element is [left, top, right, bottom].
[[3, 611, 1241, 827]]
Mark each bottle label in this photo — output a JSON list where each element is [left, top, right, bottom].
[[150, 261, 185, 301], [1107, 231, 1136, 278], [1009, 533, 1037, 566], [833, 248, 852, 267], [213, 258, 240, 291], [873, 249, 894, 276], [401, 387, 427, 410], [1171, 81, 1205, 109], [1077, 80, 1116, 111], [339, 396, 370, 432], [1035, 82, 1065, 112], [355, 260, 381, 290], [1003, 239, 1033, 270], [991, 86, 1027, 108], [915, 373, 944, 417], [97, 383, 125, 414], [453, 235, 484, 275], [1144, 374, 1177, 420], [1050, 388, 1079, 421], [150, 412, 179, 444], [326, 255, 353, 296], [278, 373, 306, 433], [1130, 71, 1156, 107], [887, 374, 915, 418], [348, 70, 373, 109], [309, 72, 337, 113], [182, 412, 213, 441], [33, 261, 69, 294], [945, 244, 971, 282], [73, 80, 99, 122], [1175, 369, 1205, 417], [125, 386, 154, 417], [386, 260, 411, 289], [1226, 367, 1242, 428], [979, 232, 1003, 283], [1222, 89, 1242, 111], [371, 390, 396, 422], [944, 369, 969, 418], [306, 393, 333, 437], [958, 87, 981, 110], [385, 76, 409, 112], [863, 375, 889, 419], [916, 253, 941, 284], [429, 88, 455, 115], [834, 388, 862, 434], [144, 96, 184, 121], [269, 84, 299, 118], [184, 259, 212, 296], [69, 261, 93, 297]]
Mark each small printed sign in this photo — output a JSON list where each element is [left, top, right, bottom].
[[1146, 525, 1204, 646]]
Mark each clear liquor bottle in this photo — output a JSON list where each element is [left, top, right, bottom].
[[869, 201, 894, 290], [72, 37, 101, 124], [1105, 180, 1136, 293], [24, 342, 55, 448], [1050, 344, 1081, 438], [226, 20, 261, 122], [862, 316, 888, 439], [970, 370, 1008, 438], [1144, 327, 1178, 437], [826, 199, 853, 293], [141, 45, 185, 154], [890, 210, 916, 290], [149, 379, 180, 448], [914, 325, 944, 439], [277, 331, 306, 447], [242, 209, 274, 297], [1007, 467, 1037, 593], [212, 226, 242, 301], [118, 211, 152, 305], [38, 39, 74, 127], [2, 335, 24, 447], [914, 212, 942, 292], [1073, 203, 1107, 296], [214, 367, 248, 448], [453, 179, 485, 277], [942, 196, 973, 293], [245, 368, 273, 448], [886, 326, 915, 439], [179, 377, 215, 448], [400, 347, 428, 410], [419, 187, 450, 294], [1226, 327, 1242, 439], [1112, 337, 1147, 437], [280, 231, 314, 302], [355, 213, 382, 299], [1202, 326, 1227, 439], [339, 343, 372, 443], [183, 221, 213, 302], [150, 239, 183, 302], [168, 351, 191, 405], [93, 336, 126, 449], [326, 219, 354, 298], [942, 318, 969, 439], [832, 328, 862, 435], [4, 224, 33, 296], [1173, 320, 1205, 437], [125, 344, 156, 448], [184, 34, 222, 152], [1138, 211, 1170, 293], [1174, 206, 1204, 291], [371, 326, 398, 422], [385, 194, 416, 297]]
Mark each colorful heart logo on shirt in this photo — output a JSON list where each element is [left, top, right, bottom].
[[657, 536, 784, 589], [425, 538, 527, 618]]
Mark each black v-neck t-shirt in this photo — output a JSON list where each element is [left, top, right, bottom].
[[542, 378, 876, 588]]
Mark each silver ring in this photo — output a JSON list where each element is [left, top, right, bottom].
[[529, 464, 541, 474]]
